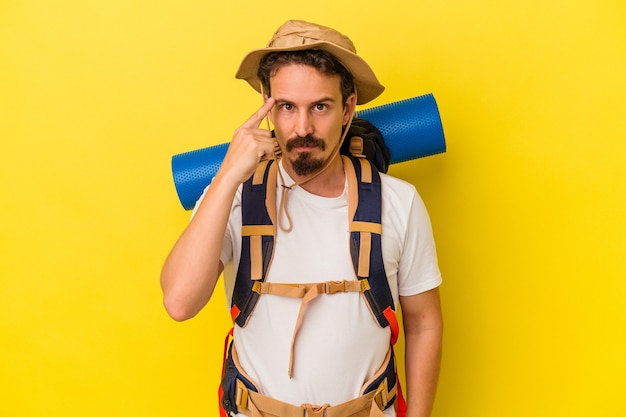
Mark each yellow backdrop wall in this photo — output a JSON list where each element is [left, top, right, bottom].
[[1, 1, 624, 416]]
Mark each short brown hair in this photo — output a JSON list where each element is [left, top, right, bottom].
[[257, 49, 355, 105]]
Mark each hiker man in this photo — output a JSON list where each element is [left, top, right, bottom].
[[161, 20, 443, 417]]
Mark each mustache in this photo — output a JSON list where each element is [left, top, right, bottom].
[[285, 135, 326, 152]]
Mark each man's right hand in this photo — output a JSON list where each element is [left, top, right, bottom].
[[160, 97, 276, 321], [217, 97, 276, 186]]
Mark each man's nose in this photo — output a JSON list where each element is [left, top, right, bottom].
[[294, 110, 314, 137]]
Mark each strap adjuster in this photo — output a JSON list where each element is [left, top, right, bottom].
[[302, 403, 330, 417], [373, 378, 389, 410], [324, 281, 346, 294], [235, 379, 249, 409]]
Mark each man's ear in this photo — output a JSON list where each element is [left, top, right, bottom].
[[343, 93, 357, 125]]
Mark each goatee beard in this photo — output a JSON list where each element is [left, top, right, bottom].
[[291, 152, 324, 176], [286, 135, 326, 176]]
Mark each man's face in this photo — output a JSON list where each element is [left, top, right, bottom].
[[268, 64, 355, 177]]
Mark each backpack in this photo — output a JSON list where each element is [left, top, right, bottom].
[[342, 117, 391, 173], [220, 119, 407, 417]]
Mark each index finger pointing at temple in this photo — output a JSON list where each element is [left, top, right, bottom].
[[242, 97, 275, 129]]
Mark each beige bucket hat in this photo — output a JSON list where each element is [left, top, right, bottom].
[[235, 20, 385, 105]]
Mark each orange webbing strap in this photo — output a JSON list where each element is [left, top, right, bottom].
[[219, 328, 234, 417], [230, 304, 241, 323], [380, 306, 405, 415], [234, 379, 388, 417], [383, 306, 400, 346], [396, 381, 407, 417], [252, 280, 367, 378]]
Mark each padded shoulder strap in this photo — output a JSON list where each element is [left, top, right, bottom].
[[231, 160, 277, 327], [232, 157, 397, 342], [344, 156, 397, 337]]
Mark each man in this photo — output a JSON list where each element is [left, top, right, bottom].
[[161, 20, 442, 417]]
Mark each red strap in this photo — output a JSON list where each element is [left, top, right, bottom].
[[383, 306, 400, 345], [230, 304, 241, 323], [218, 328, 234, 417], [382, 307, 405, 416], [218, 385, 226, 417], [396, 374, 407, 417]]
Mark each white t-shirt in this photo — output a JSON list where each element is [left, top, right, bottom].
[[198, 161, 441, 416]]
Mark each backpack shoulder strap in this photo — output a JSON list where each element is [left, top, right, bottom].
[[232, 156, 398, 343], [230, 160, 277, 327], [344, 155, 398, 343]]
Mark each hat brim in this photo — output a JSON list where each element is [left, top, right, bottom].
[[235, 40, 384, 105]]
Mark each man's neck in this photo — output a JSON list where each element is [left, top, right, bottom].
[[282, 156, 345, 198]]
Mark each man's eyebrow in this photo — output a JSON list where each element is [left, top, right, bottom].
[[273, 98, 293, 105], [312, 97, 336, 104], [273, 97, 337, 105]]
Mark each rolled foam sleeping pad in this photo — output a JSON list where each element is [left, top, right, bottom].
[[171, 93, 446, 210]]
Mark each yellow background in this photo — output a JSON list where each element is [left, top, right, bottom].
[[1, 0, 625, 416]]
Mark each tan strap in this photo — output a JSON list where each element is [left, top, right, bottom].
[[250, 235, 263, 281], [289, 280, 363, 378], [349, 136, 365, 158], [253, 160, 270, 185], [253, 280, 365, 297], [253, 281, 306, 298], [266, 162, 278, 227], [344, 155, 359, 226], [302, 403, 330, 417], [242, 225, 275, 236], [358, 157, 372, 184], [343, 156, 382, 279], [350, 221, 382, 235], [362, 349, 398, 412], [244, 162, 278, 281], [252, 280, 365, 378], [241, 225, 275, 281], [236, 379, 388, 417], [357, 231, 372, 278], [239, 226, 266, 281]]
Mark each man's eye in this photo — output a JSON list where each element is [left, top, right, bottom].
[[281, 103, 293, 111], [314, 104, 327, 111]]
